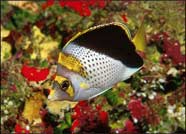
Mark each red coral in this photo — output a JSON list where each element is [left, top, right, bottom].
[[96, 104, 102, 111], [151, 32, 185, 65], [98, 1, 106, 8], [35, 19, 46, 30], [165, 41, 185, 64], [113, 119, 137, 134], [14, 124, 30, 134], [128, 98, 148, 120], [71, 101, 110, 133], [124, 119, 137, 133], [43, 0, 110, 16], [44, 125, 54, 134], [15, 124, 22, 132], [77, 100, 89, 107], [39, 108, 54, 134], [122, 14, 128, 23], [21, 65, 49, 82], [59, 1, 91, 16], [42, 0, 55, 10], [128, 98, 161, 127], [71, 119, 80, 133], [145, 108, 160, 126], [99, 111, 108, 125]]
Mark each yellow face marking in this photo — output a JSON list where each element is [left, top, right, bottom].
[[58, 52, 88, 77], [54, 75, 74, 97], [66, 86, 74, 97], [80, 82, 89, 89], [55, 75, 67, 83]]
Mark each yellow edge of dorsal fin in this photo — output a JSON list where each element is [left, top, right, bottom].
[[63, 22, 132, 49]]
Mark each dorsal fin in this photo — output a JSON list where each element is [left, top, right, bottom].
[[64, 22, 143, 68]]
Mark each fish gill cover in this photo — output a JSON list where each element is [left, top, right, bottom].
[[1, 1, 185, 134]]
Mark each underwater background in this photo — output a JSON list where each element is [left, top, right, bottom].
[[1, 1, 185, 134]]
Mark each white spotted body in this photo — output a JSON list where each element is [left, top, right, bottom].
[[62, 43, 127, 100]]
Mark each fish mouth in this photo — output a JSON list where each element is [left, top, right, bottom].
[[47, 92, 58, 101], [47, 88, 61, 101], [47, 88, 74, 101]]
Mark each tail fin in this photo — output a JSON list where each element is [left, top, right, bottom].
[[132, 19, 146, 52]]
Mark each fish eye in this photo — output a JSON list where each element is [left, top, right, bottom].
[[60, 80, 70, 91]]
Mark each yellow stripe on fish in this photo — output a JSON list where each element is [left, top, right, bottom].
[[58, 52, 88, 78]]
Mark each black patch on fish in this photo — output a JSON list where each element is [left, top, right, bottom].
[[72, 24, 143, 68]]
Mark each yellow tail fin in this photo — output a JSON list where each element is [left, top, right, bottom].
[[132, 20, 146, 52]]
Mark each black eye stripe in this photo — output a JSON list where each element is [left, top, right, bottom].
[[52, 80, 70, 92]]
